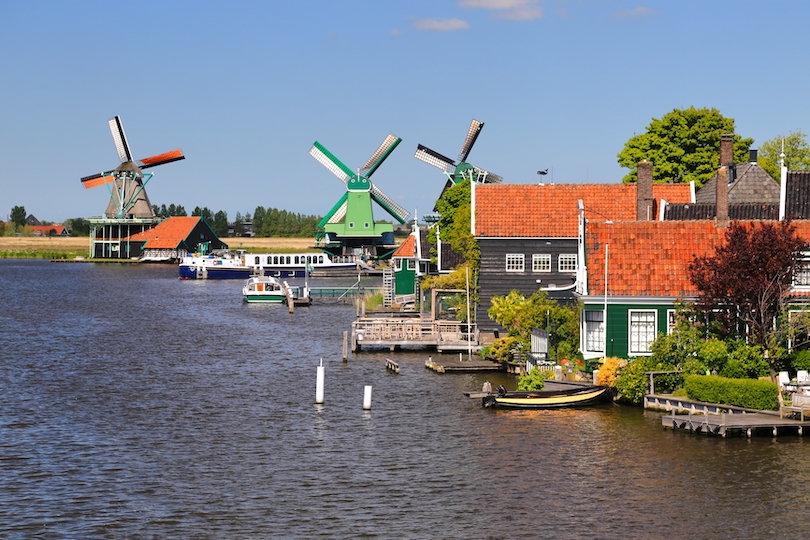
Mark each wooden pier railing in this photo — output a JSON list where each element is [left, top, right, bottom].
[[351, 317, 478, 352]]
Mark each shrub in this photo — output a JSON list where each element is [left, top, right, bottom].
[[684, 374, 779, 410], [728, 344, 768, 378], [488, 336, 518, 364], [596, 357, 626, 388], [792, 350, 810, 373], [517, 367, 548, 391], [615, 356, 676, 404], [698, 338, 728, 373]]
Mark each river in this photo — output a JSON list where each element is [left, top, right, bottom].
[[1, 259, 809, 538]]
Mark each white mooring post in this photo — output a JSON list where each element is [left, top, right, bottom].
[[363, 385, 372, 410], [315, 358, 325, 404]]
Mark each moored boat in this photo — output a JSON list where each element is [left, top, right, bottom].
[[482, 385, 608, 409], [242, 276, 299, 303], [180, 250, 362, 279], [179, 250, 252, 280]]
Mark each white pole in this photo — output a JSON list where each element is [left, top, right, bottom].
[[603, 244, 609, 357], [466, 265, 472, 361], [363, 385, 372, 410], [315, 358, 325, 404]]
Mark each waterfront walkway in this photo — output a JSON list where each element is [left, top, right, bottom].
[[647, 394, 810, 437]]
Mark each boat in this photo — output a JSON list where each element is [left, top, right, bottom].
[[482, 385, 608, 409], [180, 250, 362, 280], [242, 276, 300, 303], [179, 250, 252, 280]]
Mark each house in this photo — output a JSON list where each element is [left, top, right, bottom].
[[577, 163, 810, 360], [663, 135, 780, 221], [126, 216, 228, 260], [29, 224, 69, 236], [472, 163, 693, 334], [387, 220, 466, 305]]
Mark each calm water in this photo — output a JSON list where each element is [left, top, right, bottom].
[[1, 259, 810, 538]]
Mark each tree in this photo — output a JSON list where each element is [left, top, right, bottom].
[[10, 206, 26, 228], [617, 107, 754, 187], [689, 220, 809, 378], [64, 217, 90, 236], [212, 210, 229, 237], [488, 289, 580, 361], [758, 130, 810, 181]]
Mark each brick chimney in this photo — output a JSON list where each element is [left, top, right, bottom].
[[637, 160, 654, 221], [716, 166, 729, 227], [720, 134, 734, 167]]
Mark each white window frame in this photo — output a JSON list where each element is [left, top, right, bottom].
[[794, 252, 810, 288], [506, 253, 525, 272], [532, 254, 551, 273], [629, 310, 657, 356], [667, 309, 677, 335], [407, 259, 416, 271], [558, 254, 577, 273], [584, 310, 605, 353]]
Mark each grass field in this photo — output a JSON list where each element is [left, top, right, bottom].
[[0, 236, 317, 258]]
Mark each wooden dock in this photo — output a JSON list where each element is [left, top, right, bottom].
[[425, 355, 502, 373], [352, 317, 478, 352], [648, 394, 810, 437]]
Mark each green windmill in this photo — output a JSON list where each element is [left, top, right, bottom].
[[309, 133, 410, 259], [414, 118, 503, 210]]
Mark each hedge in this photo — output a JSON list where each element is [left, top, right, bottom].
[[684, 374, 778, 411]]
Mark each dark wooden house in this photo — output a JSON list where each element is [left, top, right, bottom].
[[126, 216, 228, 261]]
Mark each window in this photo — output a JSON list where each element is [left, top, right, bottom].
[[407, 259, 416, 270], [629, 310, 657, 355], [667, 310, 677, 334], [558, 254, 577, 273], [795, 257, 810, 287], [532, 254, 551, 272], [506, 253, 525, 272], [585, 310, 604, 352]]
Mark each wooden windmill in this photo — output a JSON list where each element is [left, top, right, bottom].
[[81, 116, 185, 219], [414, 119, 502, 207], [309, 134, 410, 258]]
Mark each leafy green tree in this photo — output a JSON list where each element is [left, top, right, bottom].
[[192, 206, 214, 222], [10, 206, 26, 228], [488, 289, 580, 361], [517, 367, 547, 391], [429, 179, 479, 268], [758, 130, 810, 181], [617, 107, 753, 187], [64, 217, 90, 236], [212, 210, 229, 237], [615, 356, 676, 404]]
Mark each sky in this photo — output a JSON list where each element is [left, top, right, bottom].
[[2, 0, 810, 224]]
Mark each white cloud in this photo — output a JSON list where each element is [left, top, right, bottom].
[[390, 28, 403, 36], [459, 0, 543, 21], [612, 6, 655, 19], [413, 18, 470, 31]]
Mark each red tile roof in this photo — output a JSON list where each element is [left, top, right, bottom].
[[29, 225, 67, 235], [586, 220, 810, 298], [475, 183, 692, 238], [127, 216, 201, 248], [392, 234, 415, 258]]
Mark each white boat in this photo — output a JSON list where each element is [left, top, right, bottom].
[[242, 276, 300, 303], [180, 251, 362, 280]]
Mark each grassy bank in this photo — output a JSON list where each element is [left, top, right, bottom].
[[0, 236, 317, 259]]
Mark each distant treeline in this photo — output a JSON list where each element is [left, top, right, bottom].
[[58, 205, 323, 238]]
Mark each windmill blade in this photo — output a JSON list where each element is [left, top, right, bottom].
[[370, 185, 409, 224], [473, 166, 503, 183], [108, 116, 132, 163], [414, 144, 456, 174], [80, 172, 116, 188], [309, 142, 353, 184], [360, 134, 401, 178], [458, 119, 484, 163], [318, 193, 349, 228], [137, 149, 185, 169]]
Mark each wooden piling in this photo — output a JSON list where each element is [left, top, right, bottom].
[[343, 330, 348, 362]]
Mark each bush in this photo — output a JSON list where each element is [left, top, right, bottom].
[[487, 336, 519, 364], [596, 357, 626, 388], [615, 356, 676, 404], [792, 350, 810, 373], [517, 367, 548, 391], [698, 338, 728, 373], [684, 374, 779, 410], [728, 344, 768, 379]]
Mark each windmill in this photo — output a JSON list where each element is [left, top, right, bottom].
[[309, 133, 410, 258], [81, 116, 185, 219], [414, 118, 502, 208]]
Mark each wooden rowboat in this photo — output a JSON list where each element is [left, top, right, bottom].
[[482, 385, 608, 409]]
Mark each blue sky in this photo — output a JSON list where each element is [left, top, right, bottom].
[[2, 0, 809, 224]]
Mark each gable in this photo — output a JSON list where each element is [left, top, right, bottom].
[[696, 162, 779, 205], [127, 216, 206, 249]]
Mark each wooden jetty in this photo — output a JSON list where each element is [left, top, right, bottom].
[[648, 394, 810, 437], [351, 317, 478, 353], [425, 355, 502, 373]]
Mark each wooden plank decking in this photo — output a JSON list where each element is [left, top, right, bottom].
[[425, 356, 503, 373], [352, 317, 478, 352], [662, 410, 810, 437]]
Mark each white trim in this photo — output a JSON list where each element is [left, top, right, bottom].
[[628, 309, 657, 356], [505, 253, 525, 272], [470, 180, 476, 236], [532, 253, 551, 272]]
